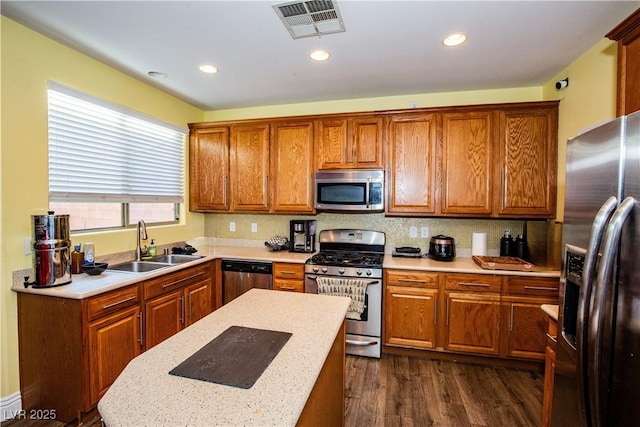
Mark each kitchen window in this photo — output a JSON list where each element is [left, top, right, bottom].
[[47, 82, 186, 231]]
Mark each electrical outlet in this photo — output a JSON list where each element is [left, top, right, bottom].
[[251, 223, 258, 233], [24, 237, 31, 255], [409, 226, 418, 238], [421, 227, 429, 238], [229, 221, 236, 232]]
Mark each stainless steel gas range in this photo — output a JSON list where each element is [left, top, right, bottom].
[[304, 229, 385, 358]]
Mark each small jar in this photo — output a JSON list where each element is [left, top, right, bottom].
[[84, 243, 95, 264]]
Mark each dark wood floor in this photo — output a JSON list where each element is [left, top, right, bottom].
[[2, 354, 542, 427], [345, 353, 543, 427]]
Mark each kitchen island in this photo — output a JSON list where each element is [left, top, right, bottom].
[[97, 288, 350, 426]]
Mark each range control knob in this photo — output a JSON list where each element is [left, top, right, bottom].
[[366, 270, 373, 276], [356, 269, 363, 276], [312, 266, 319, 273], [338, 268, 345, 275], [321, 267, 328, 273]]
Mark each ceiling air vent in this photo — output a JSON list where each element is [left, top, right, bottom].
[[273, 0, 346, 39]]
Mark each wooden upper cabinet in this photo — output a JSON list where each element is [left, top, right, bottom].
[[606, 8, 640, 116], [230, 123, 270, 211], [270, 121, 315, 213], [316, 115, 383, 169], [189, 126, 230, 211], [497, 103, 558, 217], [441, 111, 494, 215], [386, 113, 438, 214]]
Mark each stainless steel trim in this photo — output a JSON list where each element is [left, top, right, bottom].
[[138, 312, 144, 347], [365, 178, 371, 209], [588, 196, 635, 427], [524, 286, 558, 291], [180, 295, 185, 325], [459, 282, 490, 288], [346, 338, 377, 346]]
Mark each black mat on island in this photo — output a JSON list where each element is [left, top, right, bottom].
[[169, 326, 292, 389]]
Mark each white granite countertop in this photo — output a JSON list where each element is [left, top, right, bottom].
[[541, 304, 559, 321], [97, 289, 351, 427], [12, 240, 559, 300]]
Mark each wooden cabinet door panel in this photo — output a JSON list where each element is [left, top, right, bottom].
[[498, 107, 557, 217], [385, 286, 437, 349], [189, 127, 230, 211], [185, 279, 212, 327], [88, 305, 141, 405], [316, 119, 348, 169], [350, 116, 383, 167], [145, 291, 183, 350], [271, 121, 315, 213], [441, 111, 493, 214], [503, 298, 551, 359], [230, 123, 270, 211], [445, 292, 501, 355], [387, 113, 438, 214]]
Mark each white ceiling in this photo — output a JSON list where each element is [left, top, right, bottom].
[[2, 1, 638, 110]]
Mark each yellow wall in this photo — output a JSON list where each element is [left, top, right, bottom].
[[542, 39, 619, 220], [0, 17, 205, 396], [0, 15, 620, 405]]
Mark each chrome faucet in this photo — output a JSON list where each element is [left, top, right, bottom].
[[136, 220, 148, 261]]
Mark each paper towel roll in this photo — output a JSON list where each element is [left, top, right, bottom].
[[472, 233, 487, 256]]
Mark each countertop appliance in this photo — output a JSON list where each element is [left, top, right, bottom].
[[552, 111, 640, 427], [29, 211, 72, 287], [221, 260, 273, 305], [304, 229, 385, 358], [289, 219, 316, 253], [315, 169, 384, 212], [428, 235, 455, 261]]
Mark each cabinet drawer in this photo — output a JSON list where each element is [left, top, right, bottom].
[[385, 269, 439, 288], [505, 276, 559, 297], [144, 263, 210, 300], [87, 285, 140, 322], [273, 278, 304, 292], [444, 273, 502, 292], [273, 263, 304, 279]]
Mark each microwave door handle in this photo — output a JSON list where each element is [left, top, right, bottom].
[[588, 196, 635, 427], [365, 178, 370, 209], [576, 196, 617, 426]]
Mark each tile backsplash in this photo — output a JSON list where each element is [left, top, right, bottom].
[[204, 213, 557, 264]]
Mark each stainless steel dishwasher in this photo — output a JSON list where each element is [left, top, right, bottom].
[[221, 259, 273, 304]]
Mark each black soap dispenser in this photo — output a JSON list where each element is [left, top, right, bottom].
[[500, 229, 513, 257]]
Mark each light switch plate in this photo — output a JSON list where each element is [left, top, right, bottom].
[[251, 223, 258, 233], [229, 222, 236, 232], [409, 226, 418, 238], [421, 227, 429, 238], [24, 237, 31, 255]]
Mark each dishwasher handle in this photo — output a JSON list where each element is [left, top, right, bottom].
[[221, 260, 273, 274]]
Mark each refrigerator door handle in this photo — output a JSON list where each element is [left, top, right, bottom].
[[588, 196, 635, 427], [576, 196, 617, 426]]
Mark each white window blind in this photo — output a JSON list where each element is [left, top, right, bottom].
[[48, 83, 185, 203]]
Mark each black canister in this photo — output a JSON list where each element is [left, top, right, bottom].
[[500, 229, 513, 257], [514, 235, 527, 260]]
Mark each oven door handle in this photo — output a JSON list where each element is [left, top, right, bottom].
[[346, 338, 378, 346]]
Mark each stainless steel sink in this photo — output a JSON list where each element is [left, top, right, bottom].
[[148, 254, 204, 264], [108, 261, 172, 273]]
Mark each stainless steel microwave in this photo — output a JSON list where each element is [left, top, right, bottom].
[[315, 169, 384, 212]]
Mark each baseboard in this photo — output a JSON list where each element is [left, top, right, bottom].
[[0, 392, 22, 422]]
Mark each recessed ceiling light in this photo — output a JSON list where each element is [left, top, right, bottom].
[[442, 33, 467, 47], [148, 71, 168, 79], [199, 64, 219, 74], [310, 50, 330, 61]]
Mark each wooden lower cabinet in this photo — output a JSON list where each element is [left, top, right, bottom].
[[88, 305, 142, 404], [501, 297, 554, 359], [543, 316, 558, 427], [144, 263, 213, 349], [445, 291, 502, 355], [384, 269, 439, 349], [272, 262, 305, 292]]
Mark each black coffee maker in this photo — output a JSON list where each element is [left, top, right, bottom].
[[289, 220, 316, 253]]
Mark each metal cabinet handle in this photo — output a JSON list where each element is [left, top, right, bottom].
[[523, 286, 558, 291], [102, 296, 135, 310], [162, 271, 206, 289], [180, 295, 185, 325], [138, 312, 144, 347], [188, 294, 193, 319], [459, 282, 490, 288], [346, 339, 377, 346], [446, 299, 450, 326], [398, 278, 429, 284], [279, 286, 297, 291], [510, 304, 514, 332], [280, 270, 297, 275]]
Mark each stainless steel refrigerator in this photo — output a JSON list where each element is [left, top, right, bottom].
[[552, 110, 640, 427]]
